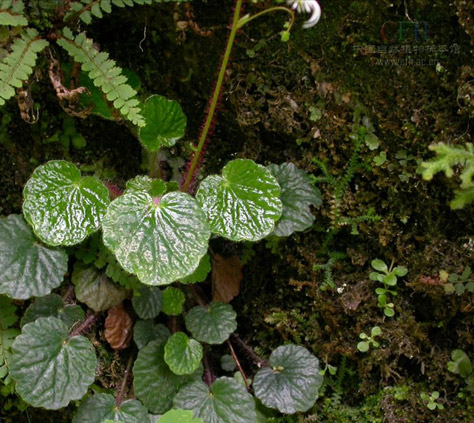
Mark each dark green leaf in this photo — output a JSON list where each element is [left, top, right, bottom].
[[185, 302, 237, 345], [196, 159, 282, 241], [22, 161, 110, 246], [102, 191, 210, 286], [267, 163, 321, 237], [0, 214, 68, 299], [253, 344, 323, 414], [72, 393, 148, 423], [139, 95, 187, 152], [132, 285, 163, 319], [164, 332, 203, 375], [72, 263, 128, 312], [134, 340, 202, 414], [10, 317, 97, 409], [22, 294, 84, 329], [134, 320, 170, 350], [173, 377, 257, 423]]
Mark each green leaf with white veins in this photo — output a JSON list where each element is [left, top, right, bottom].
[[73, 393, 148, 423], [185, 302, 237, 345], [196, 159, 282, 241], [173, 377, 257, 423], [134, 340, 202, 414], [139, 95, 187, 152], [0, 214, 68, 299], [253, 344, 323, 414], [267, 163, 321, 237], [164, 332, 203, 375], [102, 190, 210, 286], [10, 316, 97, 410], [22, 160, 110, 246]]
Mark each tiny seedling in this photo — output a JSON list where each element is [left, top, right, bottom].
[[357, 326, 381, 352], [442, 266, 474, 295], [370, 259, 408, 317], [447, 349, 474, 391], [420, 391, 444, 411]]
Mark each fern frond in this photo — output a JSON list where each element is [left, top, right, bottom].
[[66, 0, 188, 24], [57, 28, 144, 126], [0, 28, 48, 106], [0, 296, 20, 384], [0, 0, 27, 26]]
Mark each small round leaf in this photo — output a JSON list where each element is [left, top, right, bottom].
[[134, 320, 170, 350], [0, 214, 68, 299], [185, 302, 237, 345], [162, 287, 186, 316], [371, 259, 388, 273], [173, 377, 257, 423], [10, 316, 97, 410], [73, 393, 148, 423], [180, 254, 211, 284], [102, 191, 210, 286], [72, 263, 128, 312], [267, 163, 321, 237], [164, 332, 203, 375], [132, 285, 163, 319], [196, 159, 282, 241], [22, 160, 110, 246], [139, 95, 187, 152], [134, 340, 202, 414], [253, 344, 323, 414]]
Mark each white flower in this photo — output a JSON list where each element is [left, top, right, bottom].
[[287, 0, 322, 28]]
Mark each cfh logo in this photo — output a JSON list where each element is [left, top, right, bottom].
[[381, 21, 429, 42]]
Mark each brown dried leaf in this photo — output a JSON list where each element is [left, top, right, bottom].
[[104, 303, 133, 350], [212, 254, 243, 303]]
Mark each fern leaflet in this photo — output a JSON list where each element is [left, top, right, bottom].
[[420, 142, 474, 209], [57, 28, 145, 126], [66, 0, 188, 24], [0, 0, 27, 26], [0, 296, 20, 385], [0, 28, 48, 106]]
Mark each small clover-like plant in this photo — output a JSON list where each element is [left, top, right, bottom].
[[370, 259, 408, 317], [447, 349, 474, 392], [420, 391, 444, 411], [357, 326, 382, 352]]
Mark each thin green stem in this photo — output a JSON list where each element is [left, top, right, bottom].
[[237, 6, 295, 31], [181, 0, 244, 192]]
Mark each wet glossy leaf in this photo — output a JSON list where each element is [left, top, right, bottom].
[[253, 344, 323, 414], [161, 287, 186, 316], [267, 163, 321, 237], [196, 159, 282, 241], [0, 214, 68, 299], [72, 393, 148, 423], [212, 254, 242, 303], [104, 303, 133, 350], [164, 332, 203, 375], [72, 263, 128, 312], [157, 409, 204, 423], [102, 191, 210, 286], [134, 320, 170, 350], [22, 293, 84, 329], [132, 285, 163, 319], [125, 175, 167, 197], [173, 377, 257, 423], [180, 254, 211, 284], [23, 161, 110, 246], [139, 95, 187, 152], [185, 302, 237, 345], [10, 316, 97, 410], [134, 340, 202, 414]]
